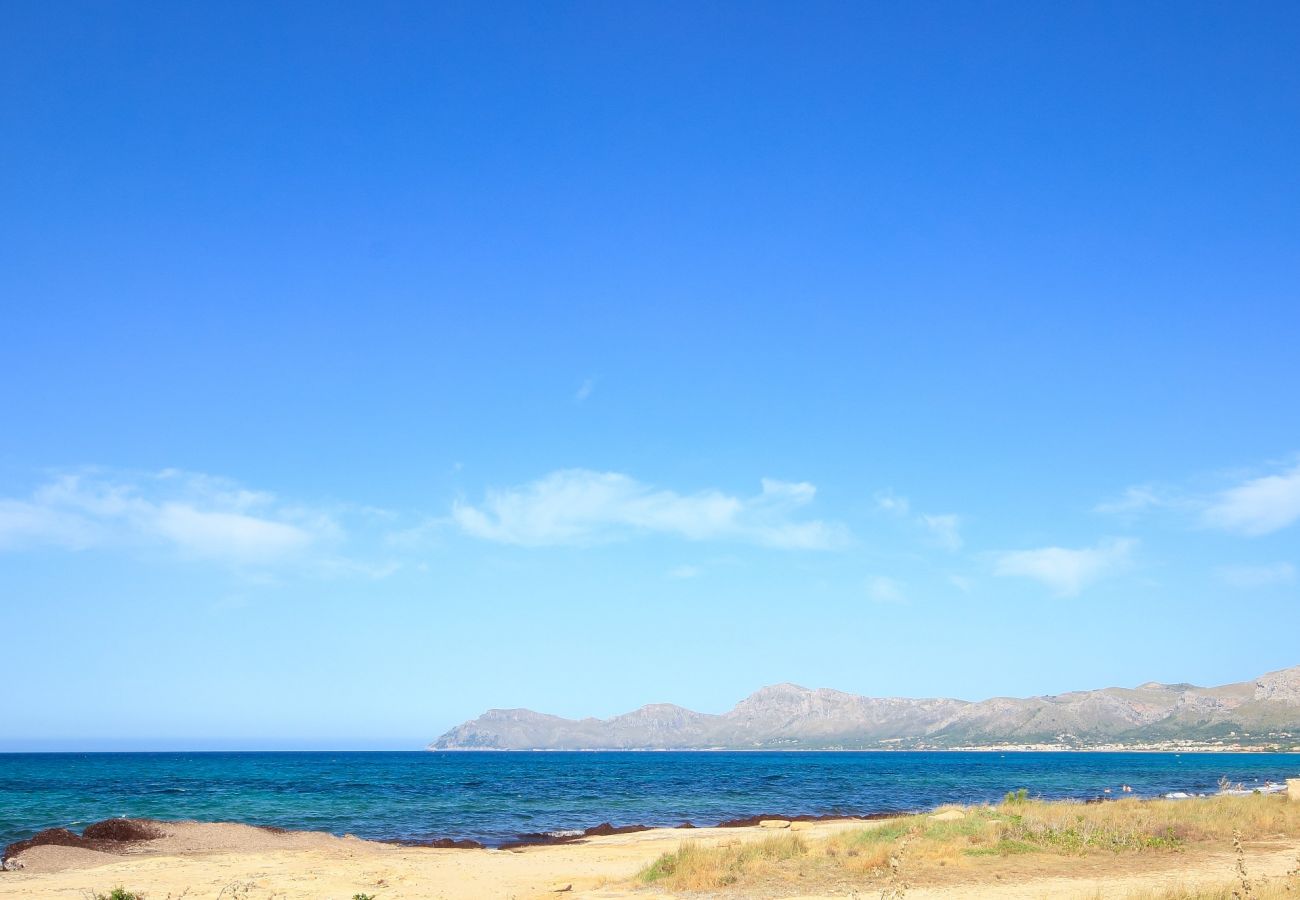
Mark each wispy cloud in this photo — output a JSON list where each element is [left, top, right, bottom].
[[0, 470, 339, 567], [1214, 562, 1296, 589], [574, 377, 596, 402], [1202, 463, 1300, 536], [877, 491, 962, 551], [921, 513, 963, 551], [2, 466, 848, 569], [0, 497, 103, 550], [667, 564, 702, 579], [993, 538, 1137, 596], [866, 575, 907, 604], [875, 491, 911, 516], [1097, 458, 1300, 538], [1093, 485, 1169, 516], [452, 469, 848, 549]]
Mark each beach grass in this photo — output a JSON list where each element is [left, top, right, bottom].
[[638, 834, 810, 890], [636, 793, 1300, 893]]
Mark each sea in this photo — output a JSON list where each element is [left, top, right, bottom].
[[3, 751, 1298, 850]]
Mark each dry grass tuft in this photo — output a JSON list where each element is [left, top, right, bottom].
[[634, 793, 1300, 894], [991, 794, 1300, 852], [638, 834, 810, 890]]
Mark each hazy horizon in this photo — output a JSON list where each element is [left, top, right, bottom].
[[3, 2, 1299, 752], [5, 663, 1299, 753]]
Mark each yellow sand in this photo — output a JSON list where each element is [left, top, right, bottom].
[[2, 818, 1298, 899]]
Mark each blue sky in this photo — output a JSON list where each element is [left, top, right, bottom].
[[2, 2, 1298, 749]]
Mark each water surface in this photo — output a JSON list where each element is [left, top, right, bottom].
[[3, 751, 1297, 848]]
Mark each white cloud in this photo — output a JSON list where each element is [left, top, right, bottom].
[[1214, 562, 1296, 589], [877, 492, 963, 551], [875, 491, 911, 516], [1098, 459, 1300, 538], [993, 538, 1137, 597], [667, 565, 702, 579], [1202, 464, 1300, 536], [866, 575, 906, 604], [575, 378, 596, 402], [452, 469, 847, 549], [948, 574, 973, 592], [1094, 485, 1168, 516], [151, 504, 312, 562], [921, 513, 962, 550], [0, 470, 333, 566], [0, 498, 104, 550]]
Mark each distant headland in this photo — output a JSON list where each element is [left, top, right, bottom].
[[432, 666, 1300, 751]]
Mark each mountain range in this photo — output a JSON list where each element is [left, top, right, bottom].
[[430, 666, 1300, 750]]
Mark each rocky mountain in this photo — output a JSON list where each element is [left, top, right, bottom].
[[430, 666, 1300, 750]]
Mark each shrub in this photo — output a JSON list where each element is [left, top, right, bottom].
[[638, 834, 809, 889]]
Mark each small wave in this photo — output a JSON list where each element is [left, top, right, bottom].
[[1220, 782, 1287, 796]]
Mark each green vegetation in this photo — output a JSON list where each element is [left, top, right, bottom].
[[634, 793, 1300, 894], [997, 810, 1182, 853], [1003, 787, 1030, 805], [639, 834, 808, 888], [86, 890, 143, 900]]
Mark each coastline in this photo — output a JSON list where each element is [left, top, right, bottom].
[[2, 812, 894, 865], [428, 742, 1300, 752], [7, 779, 1294, 865], [0, 817, 872, 899], [4, 793, 1300, 899], [6, 749, 1298, 893], [5, 764, 1294, 853]]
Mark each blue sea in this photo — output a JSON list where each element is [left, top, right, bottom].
[[3, 751, 1298, 849]]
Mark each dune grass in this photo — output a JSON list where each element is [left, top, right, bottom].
[[636, 793, 1300, 893], [637, 834, 810, 890]]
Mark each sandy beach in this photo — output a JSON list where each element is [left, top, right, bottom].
[[4, 809, 1299, 900]]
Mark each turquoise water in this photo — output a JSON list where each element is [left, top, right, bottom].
[[3, 751, 1298, 848]]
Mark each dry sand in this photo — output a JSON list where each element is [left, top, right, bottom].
[[2, 817, 1298, 899]]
